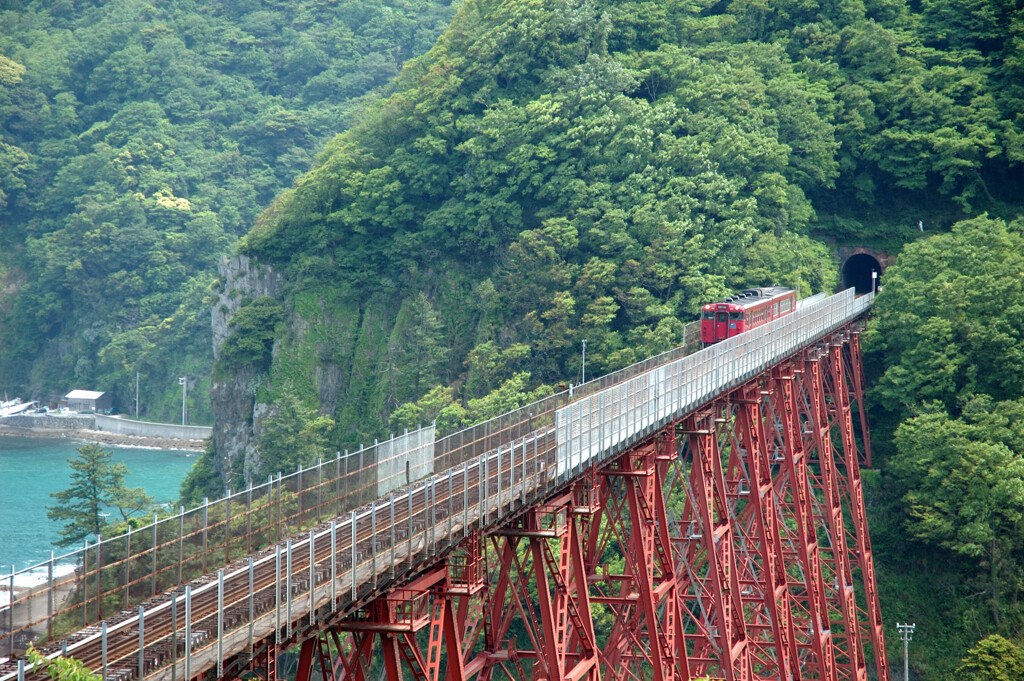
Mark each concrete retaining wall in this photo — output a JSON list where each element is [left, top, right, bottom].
[[0, 413, 94, 431], [94, 414, 211, 440]]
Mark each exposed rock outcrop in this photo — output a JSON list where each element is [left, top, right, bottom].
[[210, 255, 284, 487]]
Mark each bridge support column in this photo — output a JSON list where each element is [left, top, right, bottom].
[[802, 351, 868, 681], [251, 644, 278, 681], [597, 432, 688, 681], [846, 331, 873, 467], [825, 340, 888, 679], [730, 385, 798, 681], [290, 562, 476, 681], [678, 415, 751, 681], [487, 489, 601, 681]]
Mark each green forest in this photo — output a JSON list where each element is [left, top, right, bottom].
[[230, 0, 1022, 455], [864, 215, 1024, 679], [0, 0, 456, 422], [3, 0, 1024, 676]]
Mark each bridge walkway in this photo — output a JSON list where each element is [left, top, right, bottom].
[[1, 289, 874, 681]]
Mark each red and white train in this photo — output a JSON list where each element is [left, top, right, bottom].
[[700, 286, 797, 345]]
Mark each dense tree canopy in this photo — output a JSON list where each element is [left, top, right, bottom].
[[864, 216, 1024, 673], [866, 216, 1024, 418], [228, 0, 1022, 469], [0, 0, 456, 421]]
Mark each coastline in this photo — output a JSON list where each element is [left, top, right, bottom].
[[0, 424, 206, 451]]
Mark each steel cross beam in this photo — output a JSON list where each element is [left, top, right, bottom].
[[846, 331, 873, 468], [600, 433, 687, 681], [730, 384, 798, 681]]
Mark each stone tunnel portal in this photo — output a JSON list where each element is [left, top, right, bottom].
[[842, 253, 883, 294]]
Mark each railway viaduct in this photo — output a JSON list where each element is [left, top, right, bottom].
[[2, 289, 888, 681]]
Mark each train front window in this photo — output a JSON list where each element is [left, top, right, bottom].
[[717, 312, 728, 323], [730, 311, 743, 320], [703, 310, 715, 320]]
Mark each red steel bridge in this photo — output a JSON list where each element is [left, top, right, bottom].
[[2, 289, 887, 681]]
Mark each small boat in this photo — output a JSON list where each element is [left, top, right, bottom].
[[0, 398, 38, 417]]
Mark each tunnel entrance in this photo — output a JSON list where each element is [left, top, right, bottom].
[[842, 253, 883, 294]]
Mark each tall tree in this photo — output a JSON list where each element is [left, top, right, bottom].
[[865, 215, 1024, 422], [955, 635, 1024, 681], [46, 444, 155, 547], [891, 400, 1024, 622]]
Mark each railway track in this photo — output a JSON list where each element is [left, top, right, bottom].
[[5, 428, 562, 681], [2, 289, 872, 681]]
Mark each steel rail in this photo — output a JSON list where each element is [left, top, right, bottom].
[[0, 290, 871, 681]]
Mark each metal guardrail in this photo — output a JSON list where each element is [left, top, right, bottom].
[[554, 288, 872, 479], [1, 321, 704, 661], [0, 290, 871, 680]]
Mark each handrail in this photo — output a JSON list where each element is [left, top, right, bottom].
[[0, 290, 871, 676]]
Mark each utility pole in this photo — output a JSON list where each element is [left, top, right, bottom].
[[896, 622, 915, 681], [178, 376, 187, 426], [872, 270, 878, 296], [581, 339, 587, 385], [135, 371, 139, 419]]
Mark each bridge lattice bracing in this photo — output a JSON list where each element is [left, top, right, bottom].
[[2, 291, 886, 681], [288, 331, 887, 681]]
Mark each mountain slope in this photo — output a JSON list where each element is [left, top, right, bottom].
[[0, 0, 456, 421], [215, 0, 1021, 487]]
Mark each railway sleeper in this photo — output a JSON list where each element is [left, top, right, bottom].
[[158, 628, 206, 655], [138, 644, 170, 673], [188, 629, 209, 649], [221, 614, 245, 631], [223, 604, 249, 620], [252, 595, 274, 612], [104, 666, 133, 681]]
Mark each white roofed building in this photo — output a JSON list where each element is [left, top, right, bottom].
[[65, 389, 112, 413]]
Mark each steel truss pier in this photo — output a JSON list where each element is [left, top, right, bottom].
[[281, 330, 888, 681], [5, 291, 885, 681]]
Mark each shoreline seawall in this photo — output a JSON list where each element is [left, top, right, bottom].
[[0, 415, 207, 451]]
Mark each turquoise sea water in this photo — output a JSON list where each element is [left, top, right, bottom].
[[0, 436, 198, 573]]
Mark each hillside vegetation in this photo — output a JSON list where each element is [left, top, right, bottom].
[[0, 0, 455, 421], [3, 0, 1024, 675], [215, 0, 1022, 466], [864, 215, 1024, 678], [203, 0, 1023, 674]]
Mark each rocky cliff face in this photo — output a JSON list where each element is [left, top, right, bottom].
[[208, 253, 479, 491], [210, 255, 284, 488]]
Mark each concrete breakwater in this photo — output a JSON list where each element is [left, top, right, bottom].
[[0, 413, 209, 451]]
